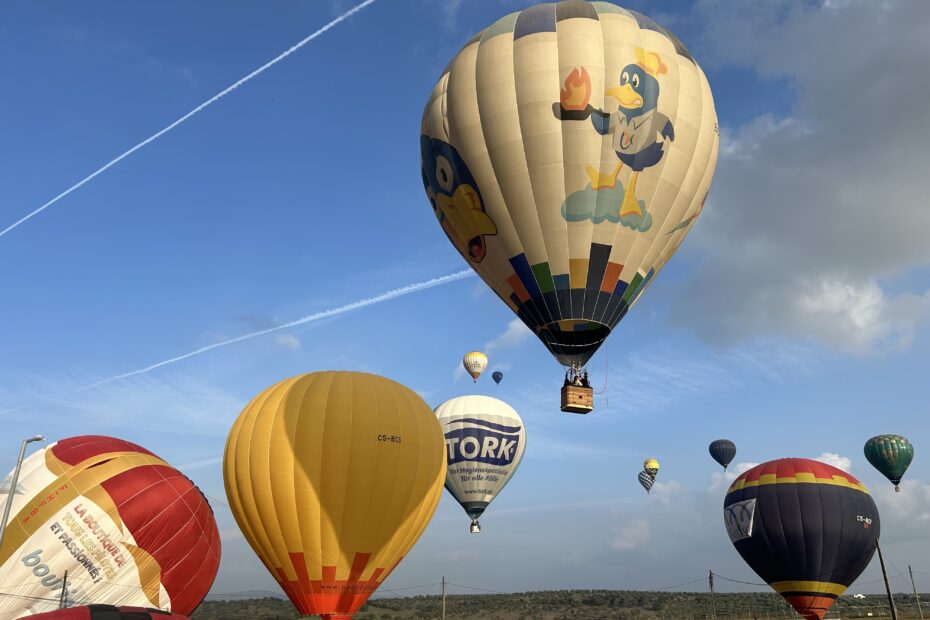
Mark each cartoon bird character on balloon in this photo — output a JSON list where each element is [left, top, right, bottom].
[[420, 136, 498, 263], [554, 48, 675, 231]]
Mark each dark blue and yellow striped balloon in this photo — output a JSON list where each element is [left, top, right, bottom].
[[724, 459, 879, 620]]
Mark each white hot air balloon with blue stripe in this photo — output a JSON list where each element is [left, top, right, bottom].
[[434, 395, 526, 533]]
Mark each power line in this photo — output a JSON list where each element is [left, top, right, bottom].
[[656, 577, 708, 591], [0, 0, 379, 240], [444, 582, 507, 594], [710, 573, 768, 588]]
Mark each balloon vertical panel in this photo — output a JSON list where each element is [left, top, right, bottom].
[[223, 372, 446, 618]]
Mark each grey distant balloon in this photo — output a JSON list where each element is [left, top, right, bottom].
[[638, 470, 654, 494], [709, 439, 737, 471]]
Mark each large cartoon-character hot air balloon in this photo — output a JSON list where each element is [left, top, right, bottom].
[[434, 395, 526, 533], [26, 605, 191, 620], [724, 459, 880, 620], [864, 434, 914, 492], [421, 1, 718, 412], [223, 372, 446, 620], [0, 436, 220, 619]]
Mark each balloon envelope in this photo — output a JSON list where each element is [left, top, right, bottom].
[[637, 470, 654, 494], [643, 458, 660, 478], [492, 370, 504, 385], [26, 606, 190, 620], [864, 435, 914, 491], [421, 1, 718, 368], [224, 372, 446, 620], [724, 459, 879, 620], [463, 351, 488, 381], [0, 436, 220, 619], [708, 439, 737, 471], [435, 395, 526, 531]]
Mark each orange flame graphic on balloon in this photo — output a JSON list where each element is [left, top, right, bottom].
[[560, 67, 591, 110]]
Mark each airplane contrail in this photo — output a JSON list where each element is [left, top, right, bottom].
[[0, 0, 379, 239], [80, 269, 474, 390]]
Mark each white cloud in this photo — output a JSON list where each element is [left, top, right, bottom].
[[610, 518, 651, 550], [274, 333, 302, 349], [709, 461, 759, 491], [876, 480, 930, 523], [649, 480, 682, 505], [667, 0, 930, 352], [795, 279, 928, 354], [485, 319, 532, 354], [598, 339, 813, 417], [219, 528, 245, 542], [813, 452, 852, 472]]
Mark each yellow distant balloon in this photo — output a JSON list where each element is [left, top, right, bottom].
[[223, 372, 446, 620], [644, 458, 660, 478], [462, 351, 488, 382], [421, 1, 718, 370]]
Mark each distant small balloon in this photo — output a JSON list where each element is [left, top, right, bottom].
[[492, 371, 504, 385], [709, 439, 737, 471], [643, 458, 660, 479], [638, 470, 654, 494], [864, 435, 914, 492], [463, 351, 488, 382]]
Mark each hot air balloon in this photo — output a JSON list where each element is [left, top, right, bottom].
[[0, 436, 220, 619], [492, 370, 504, 385], [864, 435, 914, 492], [224, 372, 446, 620], [643, 458, 660, 479], [463, 351, 488, 382], [724, 459, 879, 620], [637, 470, 654, 494], [709, 439, 737, 471], [421, 1, 718, 413], [26, 606, 191, 620], [434, 395, 526, 533]]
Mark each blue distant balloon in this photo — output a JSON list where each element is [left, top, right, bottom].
[[492, 371, 503, 385]]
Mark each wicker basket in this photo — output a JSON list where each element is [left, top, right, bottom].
[[560, 384, 594, 414]]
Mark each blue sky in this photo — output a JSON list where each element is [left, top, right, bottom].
[[3, 0, 930, 603]]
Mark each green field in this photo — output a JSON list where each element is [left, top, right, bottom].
[[192, 590, 928, 619]]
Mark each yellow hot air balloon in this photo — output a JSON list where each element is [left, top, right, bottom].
[[462, 351, 488, 381], [223, 372, 446, 620], [644, 457, 660, 479], [420, 1, 718, 406]]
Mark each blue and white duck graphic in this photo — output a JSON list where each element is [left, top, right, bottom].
[[555, 48, 675, 230]]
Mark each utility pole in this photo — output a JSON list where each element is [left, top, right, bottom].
[[58, 571, 68, 609], [876, 540, 899, 620], [910, 565, 925, 619], [0, 435, 45, 550], [441, 575, 446, 620], [708, 570, 718, 620]]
